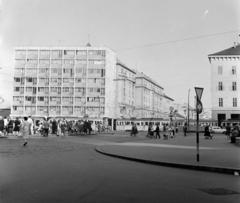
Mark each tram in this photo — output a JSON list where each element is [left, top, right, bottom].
[[116, 118, 185, 131]]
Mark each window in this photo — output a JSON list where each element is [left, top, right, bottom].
[[232, 66, 236, 75], [38, 97, 44, 101], [26, 77, 33, 82], [75, 78, 82, 83], [218, 82, 223, 91], [232, 82, 237, 91], [219, 98, 223, 107], [14, 87, 20, 92], [14, 77, 21, 82], [233, 98, 237, 107]]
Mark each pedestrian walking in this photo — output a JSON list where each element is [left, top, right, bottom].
[[131, 123, 138, 136], [42, 118, 50, 137], [27, 116, 34, 135], [13, 117, 21, 136], [147, 123, 154, 138], [225, 123, 231, 139], [21, 117, 31, 146], [155, 124, 161, 139], [3, 116, 8, 136], [7, 118, 14, 135], [52, 119, 58, 135], [183, 123, 187, 136], [204, 125, 212, 139]]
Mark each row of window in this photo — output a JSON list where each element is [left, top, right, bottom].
[[218, 98, 238, 107], [218, 66, 237, 75], [12, 106, 105, 114], [14, 87, 105, 94], [14, 77, 106, 85], [15, 50, 106, 59], [16, 59, 105, 65], [218, 81, 238, 91], [15, 67, 106, 76]]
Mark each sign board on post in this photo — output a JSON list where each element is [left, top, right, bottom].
[[194, 87, 204, 162]]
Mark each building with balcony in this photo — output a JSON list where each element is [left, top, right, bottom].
[[208, 43, 240, 124]]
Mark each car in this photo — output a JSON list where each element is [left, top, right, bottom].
[[209, 126, 226, 134]]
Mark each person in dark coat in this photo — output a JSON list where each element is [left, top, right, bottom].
[[13, 117, 21, 136], [225, 123, 231, 139], [183, 123, 187, 136], [52, 119, 58, 135], [204, 125, 212, 139], [155, 124, 160, 139], [7, 118, 14, 135], [131, 123, 138, 136]]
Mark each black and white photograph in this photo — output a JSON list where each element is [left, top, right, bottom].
[[0, 0, 239, 202]]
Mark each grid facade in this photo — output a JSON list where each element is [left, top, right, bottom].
[[12, 47, 112, 118]]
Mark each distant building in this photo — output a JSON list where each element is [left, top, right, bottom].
[[115, 60, 136, 119], [135, 72, 164, 119], [208, 43, 240, 124]]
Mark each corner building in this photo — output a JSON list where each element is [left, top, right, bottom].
[[12, 46, 119, 120], [208, 44, 240, 124]]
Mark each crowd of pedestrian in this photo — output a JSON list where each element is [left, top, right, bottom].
[[0, 116, 95, 146], [130, 122, 179, 139]]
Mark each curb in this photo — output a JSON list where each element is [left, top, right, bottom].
[[95, 146, 240, 176]]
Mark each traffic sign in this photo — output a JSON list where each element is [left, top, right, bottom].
[[195, 87, 203, 100]]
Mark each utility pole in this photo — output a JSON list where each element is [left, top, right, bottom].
[[187, 88, 190, 127]]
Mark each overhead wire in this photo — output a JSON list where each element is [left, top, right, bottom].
[[117, 29, 240, 52]]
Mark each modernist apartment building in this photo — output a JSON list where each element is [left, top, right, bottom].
[[208, 44, 240, 123], [12, 46, 118, 120], [11, 45, 174, 122]]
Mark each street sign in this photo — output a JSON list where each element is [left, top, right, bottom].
[[195, 87, 203, 100], [195, 87, 204, 114], [194, 87, 204, 162]]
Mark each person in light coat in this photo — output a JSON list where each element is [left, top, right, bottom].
[[21, 117, 31, 146]]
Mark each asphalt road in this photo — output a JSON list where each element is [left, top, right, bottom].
[[0, 136, 239, 203]]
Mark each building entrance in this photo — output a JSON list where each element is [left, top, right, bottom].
[[217, 114, 226, 126]]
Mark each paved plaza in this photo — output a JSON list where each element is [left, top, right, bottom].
[[0, 131, 239, 203]]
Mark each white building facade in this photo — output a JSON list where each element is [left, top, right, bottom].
[[11, 45, 174, 124], [12, 46, 118, 120], [208, 44, 240, 124]]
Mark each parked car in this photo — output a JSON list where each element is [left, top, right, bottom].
[[209, 126, 226, 134]]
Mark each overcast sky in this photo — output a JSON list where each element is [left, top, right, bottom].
[[0, 0, 239, 109]]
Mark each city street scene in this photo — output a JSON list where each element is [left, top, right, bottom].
[[0, 0, 240, 202]]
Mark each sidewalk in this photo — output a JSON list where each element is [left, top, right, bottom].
[[96, 133, 240, 175]]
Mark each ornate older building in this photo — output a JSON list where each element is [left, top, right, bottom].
[[208, 43, 240, 124]]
